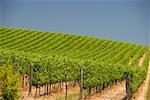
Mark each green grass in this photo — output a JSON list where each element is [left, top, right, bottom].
[[56, 93, 79, 100]]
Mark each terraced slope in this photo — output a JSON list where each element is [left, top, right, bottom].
[[0, 27, 149, 96]]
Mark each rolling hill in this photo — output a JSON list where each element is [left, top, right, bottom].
[[0, 27, 149, 99]]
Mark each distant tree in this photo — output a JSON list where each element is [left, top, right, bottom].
[[0, 64, 20, 100]]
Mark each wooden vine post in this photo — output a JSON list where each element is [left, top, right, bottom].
[[124, 73, 132, 100], [22, 75, 24, 88], [65, 75, 68, 100], [80, 68, 83, 100], [28, 64, 33, 96], [126, 74, 131, 100]]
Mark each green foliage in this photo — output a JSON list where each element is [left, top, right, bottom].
[[0, 64, 20, 100], [0, 27, 149, 95]]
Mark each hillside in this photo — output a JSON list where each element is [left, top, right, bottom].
[[0, 27, 148, 65], [0, 27, 149, 99]]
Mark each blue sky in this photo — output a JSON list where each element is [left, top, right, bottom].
[[0, 0, 150, 45], [0, 0, 2, 26], [148, 3, 150, 44]]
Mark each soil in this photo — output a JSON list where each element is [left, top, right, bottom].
[[20, 81, 80, 100], [139, 53, 146, 66], [88, 80, 126, 100], [131, 53, 150, 100]]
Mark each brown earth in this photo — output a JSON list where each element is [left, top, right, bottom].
[[20, 81, 80, 100]]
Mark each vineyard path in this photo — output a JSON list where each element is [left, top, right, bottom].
[[89, 53, 148, 100]]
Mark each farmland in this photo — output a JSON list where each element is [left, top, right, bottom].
[[0, 27, 149, 99]]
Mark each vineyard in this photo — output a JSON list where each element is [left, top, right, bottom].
[[0, 27, 150, 99]]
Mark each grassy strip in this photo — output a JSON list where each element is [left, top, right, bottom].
[[56, 93, 79, 100]]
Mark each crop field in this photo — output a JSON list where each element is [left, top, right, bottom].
[[0, 27, 149, 100]]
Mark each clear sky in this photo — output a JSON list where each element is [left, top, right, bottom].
[[0, 0, 150, 45], [0, 0, 2, 26], [148, 4, 150, 44]]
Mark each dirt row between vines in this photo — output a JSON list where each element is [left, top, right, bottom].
[[132, 61, 150, 100], [20, 81, 80, 100], [86, 80, 126, 100], [131, 53, 149, 100], [94, 53, 149, 100], [20, 81, 126, 100]]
